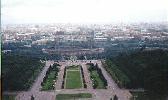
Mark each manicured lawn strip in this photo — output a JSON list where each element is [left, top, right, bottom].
[[41, 71, 55, 90], [41, 64, 59, 90], [56, 93, 92, 100], [65, 70, 82, 89], [3, 95, 15, 100], [87, 64, 107, 89], [90, 70, 106, 89]]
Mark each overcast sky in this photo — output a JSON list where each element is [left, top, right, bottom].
[[1, 0, 168, 24]]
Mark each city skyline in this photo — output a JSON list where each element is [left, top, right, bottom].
[[1, 0, 168, 25]]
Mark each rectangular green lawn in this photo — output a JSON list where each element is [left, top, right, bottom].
[[65, 71, 83, 89], [56, 93, 92, 100]]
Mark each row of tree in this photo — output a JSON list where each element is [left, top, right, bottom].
[[104, 60, 130, 88], [106, 49, 168, 97], [62, 67, 67, 89], [80, 66, 87, 88], [2, 53, 44, 91]]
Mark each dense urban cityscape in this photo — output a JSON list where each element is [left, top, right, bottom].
[[2, 23, 168, 56], [2, 23, 168, 43]]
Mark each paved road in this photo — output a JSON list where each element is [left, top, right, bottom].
[[94, 60, 132, 100], [55, 63, 65, 89], [54, 60, 132, 100], [81, 63, 93, 89], [31, 60, 54, 92], [15, 60, 54, 100]]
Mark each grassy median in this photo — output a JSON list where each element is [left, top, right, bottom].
[[56, 93, 92, 100]]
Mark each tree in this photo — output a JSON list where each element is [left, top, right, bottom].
[[31, 95, 34, 100], [113, 95, 118, 100]]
